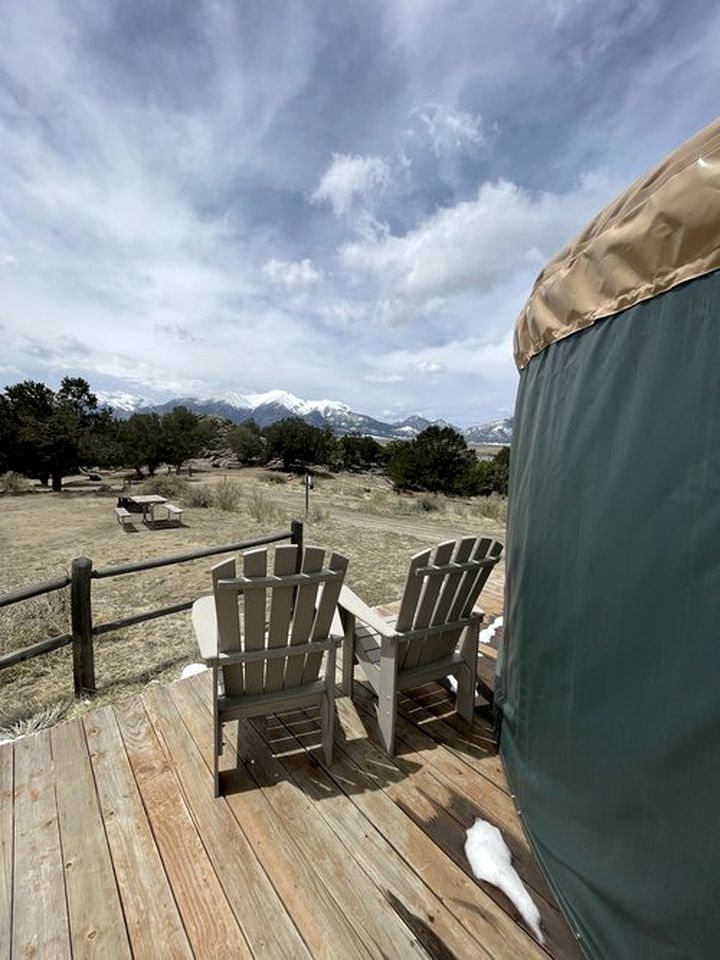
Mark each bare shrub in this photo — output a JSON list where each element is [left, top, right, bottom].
[[0, 471, 30, 495], [260, 471, 287, 485], [185, 484, 214, 508], [474, 493, 508, 524], [139, 475, 190, 500], [416, 494, 442, 513], [213, 478, 242, 512], [247, 487, 282, 524]]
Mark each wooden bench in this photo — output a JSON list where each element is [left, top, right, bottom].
[[115, 506, 133, 528], [165, 503, 183, 524]]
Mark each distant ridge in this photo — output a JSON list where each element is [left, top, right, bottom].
[[96, 389, 512, 443]]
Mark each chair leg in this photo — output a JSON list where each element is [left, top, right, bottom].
[[455, 663, 475, 723], [321, 646, 336, 765], [320, 691, 334, 765], [341, 610, 356, 697], [213, 671, 222, 797], [377, 638, 398, 755], [456, 621, 480, 724], [213, 723, 221, 798]]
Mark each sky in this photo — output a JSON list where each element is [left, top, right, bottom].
[[1, 1, 719, 427]]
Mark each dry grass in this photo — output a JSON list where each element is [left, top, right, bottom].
[[0, 466, 506, 734], [0, 471, 31, 495]]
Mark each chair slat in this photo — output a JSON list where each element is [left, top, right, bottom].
[[302, 552, 348, 683], [415, 537, 479, 669], [395, 548, 432, 632], [448, 537, 493, 622], [265, 545, 298, 692], [285, 546, 325, 688], [401, 541, 456, 671], [431, 537, 477, 626], [211, 558, 244, 695], [242, 548, 267, 695], [437, 539, 502, 668]]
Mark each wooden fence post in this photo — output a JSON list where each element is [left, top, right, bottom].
[[71, 556, 95, 696]]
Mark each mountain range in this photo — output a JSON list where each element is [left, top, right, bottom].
[[96, 389, 513, 444]]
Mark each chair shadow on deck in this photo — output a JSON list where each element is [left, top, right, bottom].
[[182, 667, 499, 803]]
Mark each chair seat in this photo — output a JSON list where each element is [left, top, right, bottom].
[[218, 679, 327, 722]]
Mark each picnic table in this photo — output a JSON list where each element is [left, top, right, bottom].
[[115, 495, 184, 528], [124, 494, 167, 523]]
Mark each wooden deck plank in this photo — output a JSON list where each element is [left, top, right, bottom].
[[346, 688, 581, 959], [140, 683, 313, 960], [83, 707, 194, 959], [246, 708, 494, 960], [12, 730, 71, 959], [396, 684, 509, 792], [113, 696, 252, 960], [168, 678, 386, 960], [280, 698, 546, 960], [162, 680, 372, 960], [4, 629, 579, 960], [179, 672, 433, 960], [0, 745, 13, 960], [51, 721, 132, 960], [353, 684, 530, 858]]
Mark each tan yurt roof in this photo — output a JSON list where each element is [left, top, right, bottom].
[[514, 118, 720, 369]]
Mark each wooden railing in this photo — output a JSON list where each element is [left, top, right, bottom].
[[0, 520, 304, 696]]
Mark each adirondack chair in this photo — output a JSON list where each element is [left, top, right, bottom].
[[338, 536, 503, 755], [192, 544, 348, 796]]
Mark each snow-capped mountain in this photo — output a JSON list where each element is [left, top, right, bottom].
[[464, 418, 514, 444], [96, 389, 512, 443], [95, 391, 156, 414]]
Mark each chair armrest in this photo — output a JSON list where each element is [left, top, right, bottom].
[[338, 585, 398, 639], [192, 595, 219, 661]]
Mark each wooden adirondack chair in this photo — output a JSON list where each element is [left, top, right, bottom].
[[192, 544, 348, 796], [338, 536, 503, 755]]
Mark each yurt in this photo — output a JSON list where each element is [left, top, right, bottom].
[[498, 119, 720, 958]]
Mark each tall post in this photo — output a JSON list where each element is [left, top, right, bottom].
[[305, 474, 310, 515], [71, 556, 95, 696], [290, 519, 304, 554]]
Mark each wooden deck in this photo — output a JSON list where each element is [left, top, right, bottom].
[[1, 603, 581, 959]]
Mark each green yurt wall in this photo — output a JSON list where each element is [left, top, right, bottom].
[[498, 120, 720, 958]]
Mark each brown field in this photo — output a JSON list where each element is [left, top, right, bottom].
[[0, 466, 506, 736]]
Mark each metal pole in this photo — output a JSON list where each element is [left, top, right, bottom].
[[290, 519, 304, 555], [71, 556, 96, 696]]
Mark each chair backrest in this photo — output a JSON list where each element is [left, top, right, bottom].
[[211, 544, 348, 697], [395, 536, 503, 671]]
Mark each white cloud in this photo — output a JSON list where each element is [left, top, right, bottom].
[[340, 171, 618, 320], [410, 103, 488, 158], [412, 359, 444, 374], [263, 257, 323, 289], [366, 372, 404, 384], [311, 153, 392, 217]]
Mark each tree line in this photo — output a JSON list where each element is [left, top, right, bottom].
[[0, 378, 509, 496]]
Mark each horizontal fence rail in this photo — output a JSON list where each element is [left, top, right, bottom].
[[0, 520, 304, 697], [0, 633, 73, 670], [92, 529, 299, 579], [0, 575, 71, 609]]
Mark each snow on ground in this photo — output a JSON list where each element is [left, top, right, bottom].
[[465, 818, 544, 943], [179, 663, 208, 679]]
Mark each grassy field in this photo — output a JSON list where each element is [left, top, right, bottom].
[[0, 466, 506, 737]]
